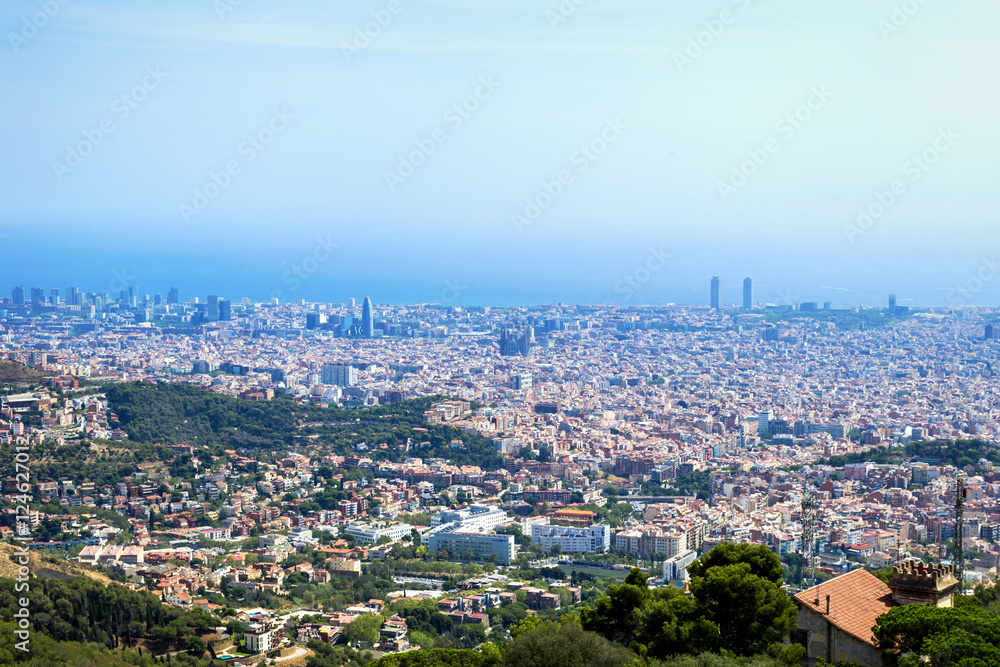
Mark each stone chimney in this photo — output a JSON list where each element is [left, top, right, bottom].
[[888, 561, 960, 608]]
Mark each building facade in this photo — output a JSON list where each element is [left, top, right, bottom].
[[530, 523, 610, 554]]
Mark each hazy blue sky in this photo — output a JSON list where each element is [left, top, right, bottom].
[[2, 0, 998, 306]]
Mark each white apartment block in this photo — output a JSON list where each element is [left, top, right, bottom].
[[245, 624, 274, 654], [430, 504, 508, 533], [531, 523, 610, 554], [345, 521, 411, 543]]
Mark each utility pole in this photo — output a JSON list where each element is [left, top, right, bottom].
[[955, 476, 966, 593], [801, 489, 815, 587]]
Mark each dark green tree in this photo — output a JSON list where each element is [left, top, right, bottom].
[[580, 568, 653, 646], [504, 618, 637, 667], [873, 603, 1000, 667]]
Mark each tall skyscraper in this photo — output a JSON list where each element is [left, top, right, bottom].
[[743, 277, 753, 310], [167, 287, 179, 305], [208, 295, 220, 321], [306, 313, 327, 329], [11, 285, 24, 306], [219, 299, 232, 321], [888, 294, 897, 314], [362, 297, 373, 337], [710, 276, 720, 309], [758, 409, 773, 435]]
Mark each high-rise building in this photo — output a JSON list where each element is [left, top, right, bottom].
[[30, 287, 44, 304], [710, 276, 720, 309], [743, 277, 753, 310], [361, 297, 373, 337], [321, 364, 358, 386], [167, 287, 179, 305], [219, 299, 232, 321], [207, 295, 220, 321], [888, 294, 897, 314], [11, 285, 25, 306], [758, 409, 773, 435]]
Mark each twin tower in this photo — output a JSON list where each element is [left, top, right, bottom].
[[710, 276, 753, 310]]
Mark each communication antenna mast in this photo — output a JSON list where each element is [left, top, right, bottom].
[[956, 475, 966, 592], [801, 489, 815, 587]]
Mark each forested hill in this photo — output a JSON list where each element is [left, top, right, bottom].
[[0, 359, 47, 383], [814, 438, 999, 469], [104, 382, 501, 468], [0, 576, 221, 666]]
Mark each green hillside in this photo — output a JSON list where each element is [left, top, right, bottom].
[[104, 382, 501, 468]]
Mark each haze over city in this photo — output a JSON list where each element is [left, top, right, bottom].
[[2, 0, 999, 306], [7, 4, 1000, 667]]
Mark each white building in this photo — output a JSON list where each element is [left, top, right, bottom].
[[430, 504, 508, 532], [259, 534, 288, 548], [531, 523, 611, 554], [663, 549, 698, 581], [288, 527, 316, 544], [244, 624, 274, 654], [346, 521, 411, 543], [426, 528, 516, 564]]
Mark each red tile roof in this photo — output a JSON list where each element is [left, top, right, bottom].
[[793, 569, 895, 646]]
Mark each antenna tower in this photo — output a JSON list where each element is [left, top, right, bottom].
[[801, 489, 815, 587], [956, 476, 966, 592]]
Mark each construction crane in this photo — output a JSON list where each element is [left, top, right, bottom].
[[955, 475, 966, 593]]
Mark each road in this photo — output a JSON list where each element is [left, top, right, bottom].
[[274, 646, 309, 663], [393, 576, 444, 587]]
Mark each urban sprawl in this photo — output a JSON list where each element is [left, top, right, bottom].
[[3, 282, 1000, 663]]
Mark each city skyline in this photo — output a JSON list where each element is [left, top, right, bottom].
[[3, 2, 1000, 664], [3, 277, 933, 311]]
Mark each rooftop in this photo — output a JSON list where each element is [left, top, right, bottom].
[[792, 568, 894, 646]]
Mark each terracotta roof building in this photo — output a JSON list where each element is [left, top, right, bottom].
[[793, 562, 960, 667]]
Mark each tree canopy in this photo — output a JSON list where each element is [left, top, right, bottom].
[[581, 544, 798, 661], [874, 603, 1000, 667], [104, 382, 503, 468]]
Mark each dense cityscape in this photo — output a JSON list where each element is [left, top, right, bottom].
[[7, 0, 997, 664], [3, 280, 1000, 666]]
